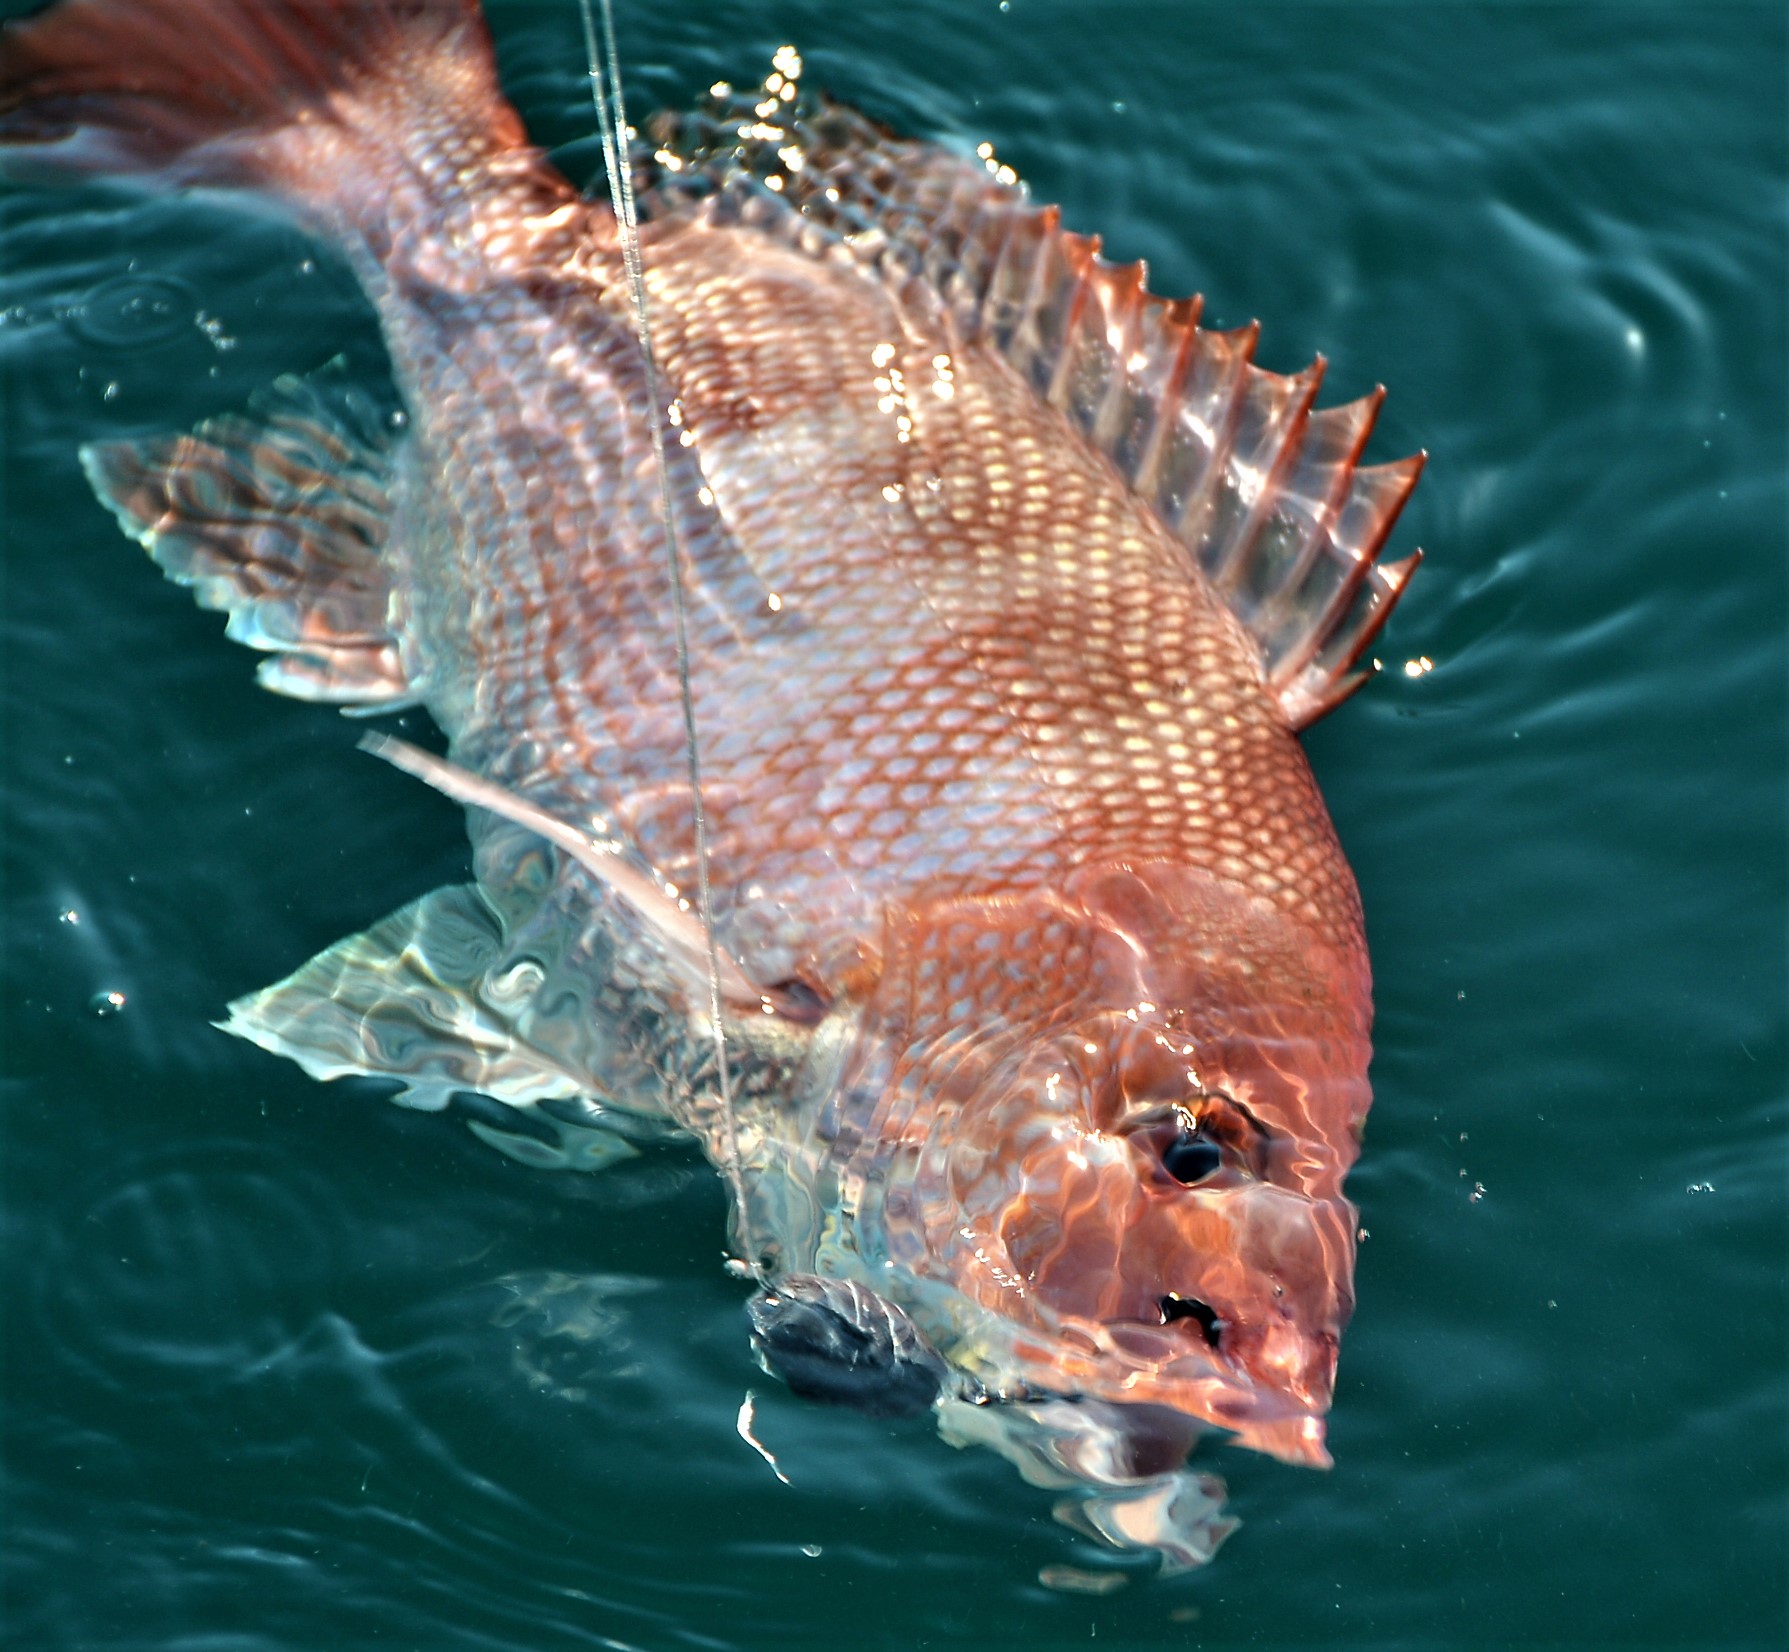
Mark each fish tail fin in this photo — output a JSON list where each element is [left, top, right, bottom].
[[0, 0, 523, 205]]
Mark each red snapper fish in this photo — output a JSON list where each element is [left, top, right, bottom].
[[1, 0, 1422, 1568]]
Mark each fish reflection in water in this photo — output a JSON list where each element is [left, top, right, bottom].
[[0, 0, 1423, 1578], [495, 1271, 658, 1400]]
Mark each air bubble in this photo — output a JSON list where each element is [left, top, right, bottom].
[[197, 312, 237, 352], [65, 274, 197, 349]]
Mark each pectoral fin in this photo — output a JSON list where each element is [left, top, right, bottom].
[[747, 1274, 955, 1419], [360, 734, 810, 1019], [220, 882, 658, 1162]]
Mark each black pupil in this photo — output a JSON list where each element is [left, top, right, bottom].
[[1162, 1127, 1222, 1184]]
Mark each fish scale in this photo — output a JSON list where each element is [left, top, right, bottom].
[[2, 0, 1422, 1561], [618, 218, 1357, 948]]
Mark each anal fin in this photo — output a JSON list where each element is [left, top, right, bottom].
[[220, 883, 588, 1109], [223, 882, 684, 1169], [81, 363, 413, 708]]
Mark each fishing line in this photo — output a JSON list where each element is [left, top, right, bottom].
[[576, 0, 761, 1280]]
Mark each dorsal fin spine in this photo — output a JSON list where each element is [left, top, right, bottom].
[[1121, 293, 1204, 499], [1043, 234, 1099, 407], [1082, 263, 1147, 450], [1221, 382, 1352, 622], [1248, 387, 1384, 643], [1280, 548, 1422, 723], [1211, 356, 1327, 594], [933, 173, 996, 317], [1136, 320, 1243, 520], [1165, 322, 1260, 556], [984, 203, 1056, 358], [1016, 214, 1091, 398], [958, 204, 1016, 330], [1267, 452, 1425, 692]]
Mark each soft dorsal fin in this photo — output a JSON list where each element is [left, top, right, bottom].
[[644, 89, 1424, 730], [81, 363, 413, 707]]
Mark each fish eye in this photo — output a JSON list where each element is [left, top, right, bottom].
[[1161, 1123, 1222, 1185]]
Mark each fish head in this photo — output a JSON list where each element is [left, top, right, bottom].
[[893, 865, 1371, 1466]]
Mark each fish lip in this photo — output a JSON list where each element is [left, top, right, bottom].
[[1231, 1411, 1333, 1469], [1173, 1375, 1331, 1468], [1001, 1288, 1338, 1460], [1027, 1357, 1331, 1469], [1009, 1310, 1334, 1467]]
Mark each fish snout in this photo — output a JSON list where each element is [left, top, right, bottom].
[[1224, 1314, 1339, 1413], [1217, 1189, 1354, 1410]]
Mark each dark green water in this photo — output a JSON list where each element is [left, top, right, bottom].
[[2, 2, 1784, 1646]]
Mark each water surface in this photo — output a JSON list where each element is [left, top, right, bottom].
[[2, 2, 1784, 1646]]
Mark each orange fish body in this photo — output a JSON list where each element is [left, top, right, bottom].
[[1, 0, 1420, 1551]]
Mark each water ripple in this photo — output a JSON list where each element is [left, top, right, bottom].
[[2, 1, 1782, 1646]]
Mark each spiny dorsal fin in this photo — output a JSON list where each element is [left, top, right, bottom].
[[643, 88, 1424, 730], [81, 362, 413, 707]]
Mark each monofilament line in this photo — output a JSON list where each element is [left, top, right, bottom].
[[577, 0, 759, 1280]]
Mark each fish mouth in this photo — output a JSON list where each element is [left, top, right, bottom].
[[1012, 1310, 1336, 1469]]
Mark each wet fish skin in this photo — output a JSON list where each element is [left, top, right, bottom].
[[0, 0, 1417, 1481]]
